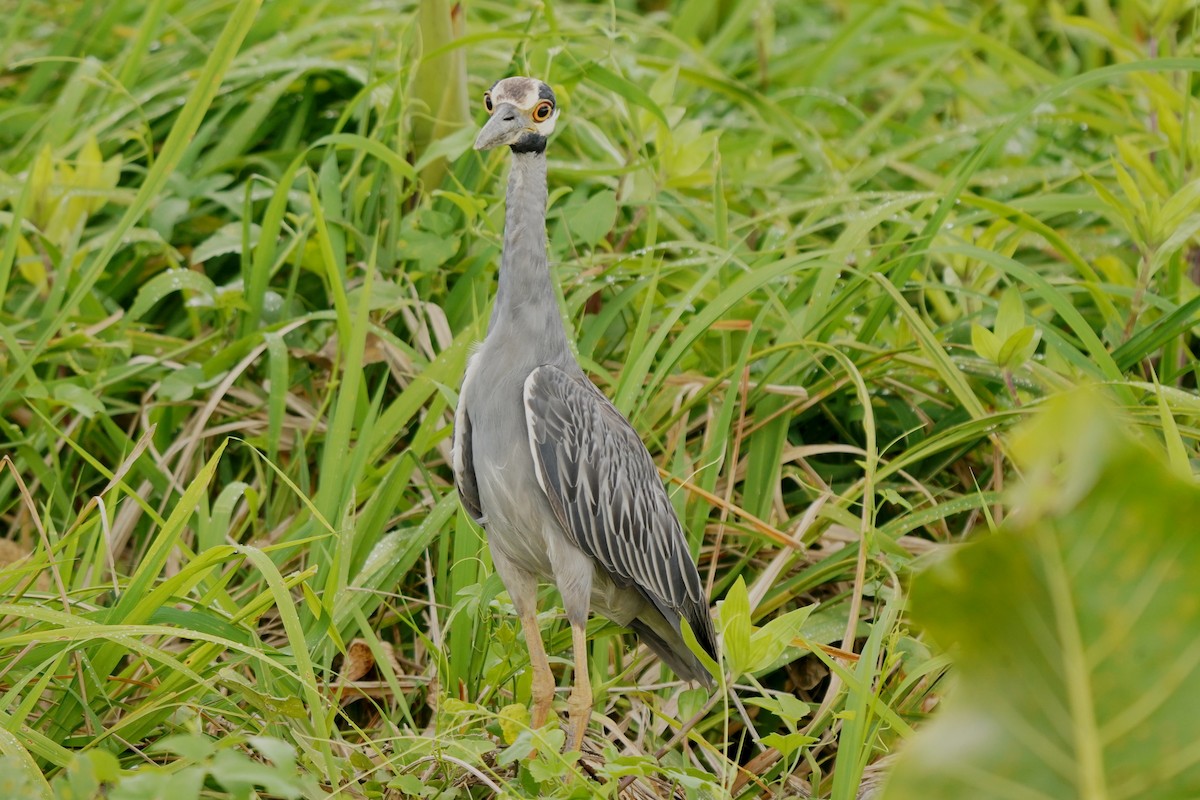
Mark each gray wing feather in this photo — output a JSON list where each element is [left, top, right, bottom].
[[452, 383, 485, 525], [523, 365, 709, 619]]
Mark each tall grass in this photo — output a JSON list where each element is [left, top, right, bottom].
[[1, 1, 1197, 798]]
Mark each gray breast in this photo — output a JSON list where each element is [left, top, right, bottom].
[[459, 342, 556, 578]]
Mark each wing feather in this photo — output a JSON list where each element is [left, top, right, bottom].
[[522, 365, 715, 656], [452, 364, 485, 525]]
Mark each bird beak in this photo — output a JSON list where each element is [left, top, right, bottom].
[[474, 103, 531, 150]]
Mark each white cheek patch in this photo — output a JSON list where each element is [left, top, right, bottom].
[[534, 109, 559, 136]]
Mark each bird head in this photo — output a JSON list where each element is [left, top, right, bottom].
[[474, 77, 559, 153]]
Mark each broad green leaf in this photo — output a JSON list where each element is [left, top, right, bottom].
[[496, 730, 535, 765], [760, 731, 818, 757], [775, 694, 812, 729], [55, 751, 121, 800], [665, 121, 718, 181], [745, 694, 811, 730], [388, 774, 432, 797], [396, 228, 460, 272], [150, 734, 216, 762], [108, 767, 204, 800], [210, 748, 308, 799], [498, 703, 529, 745], [158, 364, 204, 402], [564, 189, 617, 248], [527, 746, 573, 782], [51, 383, 105, 419], [970, 324, 1001, 363], [718, 576, 753, 677], [996, 325, 1036, 369], [247, 737, 297, 770], [884, 395, 1200, 799], [994, 286, 1025, 343], [750, 604, 815, 674]]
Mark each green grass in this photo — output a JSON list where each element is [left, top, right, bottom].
[[1, 1, 1198, 798]]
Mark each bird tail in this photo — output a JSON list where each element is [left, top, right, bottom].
[[628, 617, 716, 688]]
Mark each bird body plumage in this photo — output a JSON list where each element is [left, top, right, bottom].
[[452, 76, 718, 747]]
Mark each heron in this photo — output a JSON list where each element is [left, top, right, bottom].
[[452, 76, 719, 751]]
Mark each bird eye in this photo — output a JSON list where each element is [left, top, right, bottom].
[[532, 100, 554, 122], [483, 92, 494, 114]]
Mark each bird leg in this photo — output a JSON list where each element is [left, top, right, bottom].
[[518, 609, 556, 730], [566, 621, 592, 752]]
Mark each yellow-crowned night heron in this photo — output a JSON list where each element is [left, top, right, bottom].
[[452, 76, 719, 750]]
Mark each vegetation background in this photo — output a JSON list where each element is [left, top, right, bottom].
[[1, 0, 1199, 798]]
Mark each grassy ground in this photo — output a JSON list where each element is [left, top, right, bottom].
[[1, 1, 1198, 798]]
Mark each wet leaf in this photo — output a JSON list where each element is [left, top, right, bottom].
[[191, 222, 261, 265], [128, 269, 217, 321]]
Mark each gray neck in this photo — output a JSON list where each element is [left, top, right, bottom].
[[489, 151, 570, 357]]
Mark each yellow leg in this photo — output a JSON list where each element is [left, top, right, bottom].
[[519, 610, 556, 729], [566, 622, 592, 752]]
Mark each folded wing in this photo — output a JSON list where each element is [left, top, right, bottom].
[[522, 365, 718, 666]]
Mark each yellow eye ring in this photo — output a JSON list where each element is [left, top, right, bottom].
[[532, 100, 554, 122], [483, 92, 494, 113]]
